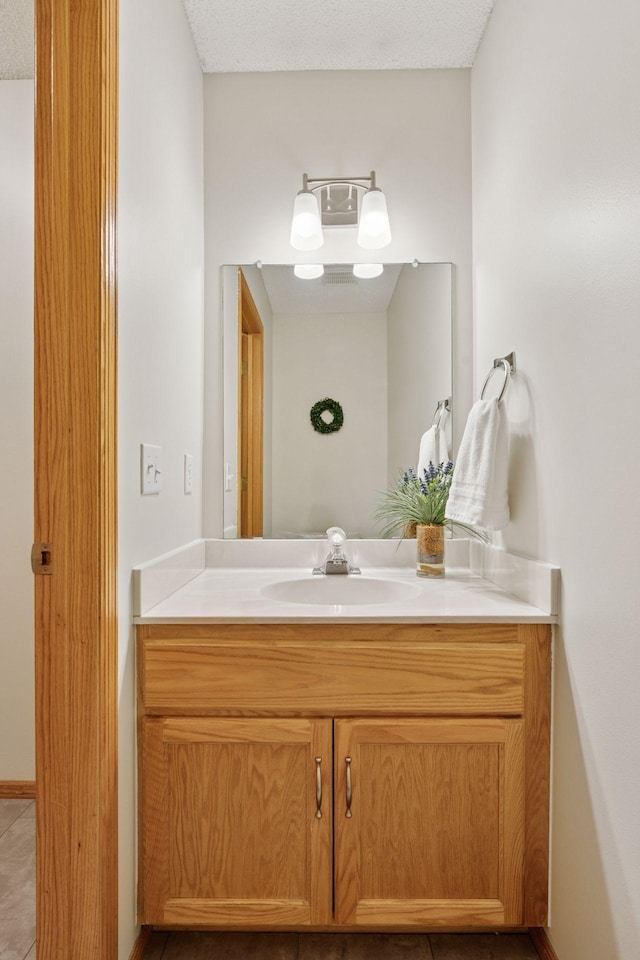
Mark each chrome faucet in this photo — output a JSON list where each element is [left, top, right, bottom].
[[313, 527, 361, 575]]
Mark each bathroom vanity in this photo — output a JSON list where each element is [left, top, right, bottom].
[[135, 540, 556, 932]]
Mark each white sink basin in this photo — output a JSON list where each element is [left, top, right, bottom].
[[261, 575, 421, 606]]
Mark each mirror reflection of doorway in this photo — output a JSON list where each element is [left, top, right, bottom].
[[238, 268, 264, 537]]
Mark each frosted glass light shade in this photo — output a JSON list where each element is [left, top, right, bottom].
[[353, 263, 384, 279], [290, 191, 324, 250], [357, 188, 391, 249], [294, 263, 324, 279]]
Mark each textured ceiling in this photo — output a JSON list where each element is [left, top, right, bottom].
[[182, 0, 496, 73], [0, 1, 495, 80], [0, 0, 33, 79]]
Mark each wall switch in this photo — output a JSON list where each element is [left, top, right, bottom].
[[184, 454, 194, 494], [141, 443, 162, 495]]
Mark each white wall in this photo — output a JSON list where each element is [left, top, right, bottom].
[[387, 263, 452, 481], [221, 265, 240, 536], [0, 80, 34, 781], [271, 312, 387, 538], [118, 1, 204, 955], [472, 1, 640, 957], [203, 70, 473, 536]]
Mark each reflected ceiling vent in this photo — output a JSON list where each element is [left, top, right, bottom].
[[322, 269, 359, 285]]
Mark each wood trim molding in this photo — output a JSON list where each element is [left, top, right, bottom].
[[237, 268, 264, 537], [0, 781, 36, 799], [239, 268, 264, 335], [530, 927, 561, 960], [127, 926, 154, 960], [34, 1, 118, 958], [521, 624, 552, 923]]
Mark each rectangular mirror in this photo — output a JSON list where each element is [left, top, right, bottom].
[[222, 262, 452, 538]]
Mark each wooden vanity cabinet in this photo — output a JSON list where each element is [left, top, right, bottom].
[[334, 716, 525, 927], [137, 623, 551, 931], [140, 716, 332, 926]]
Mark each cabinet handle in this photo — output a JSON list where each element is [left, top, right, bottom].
[[315, 757, 322, 819], [345, 756, 353, 818]]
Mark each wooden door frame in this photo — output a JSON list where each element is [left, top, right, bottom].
[[237, 268, 264, 538], [34, 1, 119, 957]]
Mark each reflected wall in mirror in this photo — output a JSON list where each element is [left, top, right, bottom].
[[0, 5, 36, 781], [222, 262, 452, 539]]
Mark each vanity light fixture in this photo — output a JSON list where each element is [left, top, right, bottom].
[[290, 171, 392, 251], [353, 263, 384, 279], [293, 263, 324, 280]]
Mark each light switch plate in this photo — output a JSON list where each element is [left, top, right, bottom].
[[141, 443, 162, 495], [184, 454, 193, 494]]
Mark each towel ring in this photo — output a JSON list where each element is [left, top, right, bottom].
[[479, 353, 515, 402], [431, 397, 451, 429]]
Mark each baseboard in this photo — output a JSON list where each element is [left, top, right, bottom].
[[128, 926, 555, 958], [530, 927, 560, 960], [0, 780, 36, 799], [128, 926, 154, 960]]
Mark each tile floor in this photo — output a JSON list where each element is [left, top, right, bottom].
[[0, 803, 541, 960], [0, 799, 36, 960], [141, 931, 541, 960]]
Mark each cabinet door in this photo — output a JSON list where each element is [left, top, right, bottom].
[[334, 718, 524, 927], [140, 717, 332, 926]]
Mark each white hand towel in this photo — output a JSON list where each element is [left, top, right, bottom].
[[445, 398, 510, 531], [417, 425, 450, 479]]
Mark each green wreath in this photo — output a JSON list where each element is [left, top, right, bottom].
[[310, 397, 344, 434]]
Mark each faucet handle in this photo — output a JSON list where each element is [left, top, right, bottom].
[[324, 527, 352, 574], [314, 527, 360, 575], [326, 526, 347, 554]]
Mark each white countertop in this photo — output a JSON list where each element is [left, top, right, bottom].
[[134, 564, 556, 624]]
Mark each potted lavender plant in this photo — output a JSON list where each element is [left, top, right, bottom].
[[375, 462, 482, 578]]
